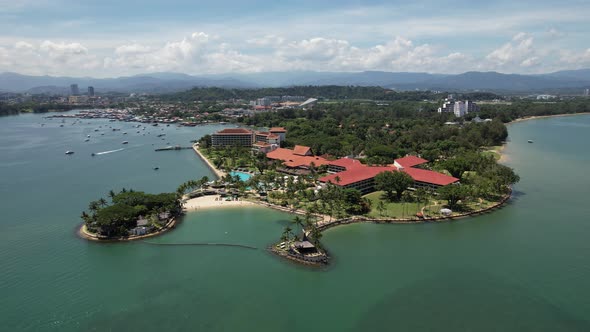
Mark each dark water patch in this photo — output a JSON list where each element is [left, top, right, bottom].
[[355, 268, 590, 332]]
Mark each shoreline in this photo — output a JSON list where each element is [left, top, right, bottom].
[[183, 195, 257, 211], [78, 217, 178, 242], [507, 112, 590, 125], [499, 112, 590, 163], [192, 144, 226, 179]]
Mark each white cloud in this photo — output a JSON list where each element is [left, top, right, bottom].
[[0, 31, 586, 77], [559, 49, 590, 67], [485, 33, 536, 68], [246, 35, 285, 47]]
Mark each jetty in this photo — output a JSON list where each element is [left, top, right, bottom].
[[155, 146, 192, 151]]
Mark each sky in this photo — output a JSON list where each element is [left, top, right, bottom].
[[0, 0, 589, 77]]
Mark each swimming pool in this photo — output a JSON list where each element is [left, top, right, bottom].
[[229, 171, 252, 181]]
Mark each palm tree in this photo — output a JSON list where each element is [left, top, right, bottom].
[[88, 201, 100, 213], [80, 211, 91, 224], [377, 201, 386, 217], [280, 225, 293, 242], [108, 190, 116, 201], [98, 198, 107, 207], [291, 215, 305, 238]]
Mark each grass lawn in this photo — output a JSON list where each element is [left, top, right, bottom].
[[364, 191, 424, 218]]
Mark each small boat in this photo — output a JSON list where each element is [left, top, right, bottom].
[[87, 135, 91, 138], [528, 140, 534, 143], [123, 132, 127, 135], [84, 138, 90, 142], [59, 124, 64, 127], [153, 167, 159, 170], [91, 153, 96, 156], [65, 151, 74, 155], [94, 129, 99, 132], [122, 141, 129, 144]]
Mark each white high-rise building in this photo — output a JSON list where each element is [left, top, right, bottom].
[[453, 101, 467, 117]]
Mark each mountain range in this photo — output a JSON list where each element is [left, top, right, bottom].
[[1, 69, 589, 94]]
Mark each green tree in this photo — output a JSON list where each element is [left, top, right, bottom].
[[375, 171, 414, 201], [438, 184, 471, 209]]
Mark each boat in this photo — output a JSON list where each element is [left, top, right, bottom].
[[84, 138, 90, 142], [528, 140, 534, 143], [91, 153, 96, 156], [123, 132, 127, 135], [153, 167, 159, 170], [122, 141, 129, 144], [87, 135, 90, 138], [65, 151, 74, 155], [59, 124, 64, 127]]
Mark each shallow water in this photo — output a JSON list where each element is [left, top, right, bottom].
[[1, 112, 590, 331]]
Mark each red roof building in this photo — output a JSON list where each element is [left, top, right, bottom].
[[327, 158, 366, 173], [267, 146, 329, 170], [211, 128, 254, 147], [319, 156, 458, 194], [393, 155, 428, 168]]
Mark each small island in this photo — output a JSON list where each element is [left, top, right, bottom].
[[79, 189, 182, 241]]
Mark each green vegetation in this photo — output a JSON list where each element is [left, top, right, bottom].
[[0, 102, 94, 116], [166, 86, 463, 102], [476, 99, 590, 122], [81, 189, 181, 238], [375, 171, 414, 201]]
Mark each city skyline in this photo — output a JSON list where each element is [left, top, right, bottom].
[[0, 0, 589, 77]]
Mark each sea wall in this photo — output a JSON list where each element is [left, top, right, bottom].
[[317, 189, 512, 232], [192, 144, 225, 179]]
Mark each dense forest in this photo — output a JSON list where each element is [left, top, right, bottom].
[[476, 99, 590, 122], [165, 86, 502, 102], [81, 189, 181, 237], [243, 103, 507, 162], [0, 102, 88, 116]]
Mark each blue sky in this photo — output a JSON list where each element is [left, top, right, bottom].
[[0, 0, 589, 77]]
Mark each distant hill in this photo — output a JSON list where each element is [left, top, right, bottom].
[[0, 72, 257, 94], [411, 71, 590, 92], [1, 69, 589, 94], [541, 69, 590, 81]]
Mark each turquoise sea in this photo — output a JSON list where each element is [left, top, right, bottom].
[[1, 111, 590, 331]]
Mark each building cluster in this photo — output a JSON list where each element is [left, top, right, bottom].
[[249, 96, 317, 110], [438, 96, 479, 117], [265, 144, 459, 193], [210, 126, 459, 192], [211, 127, 288, 153], [68, 83, 99, 104]]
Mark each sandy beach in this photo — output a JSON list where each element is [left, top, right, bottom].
[[507, 113, 589, 125], [183, 195, 256, 210]]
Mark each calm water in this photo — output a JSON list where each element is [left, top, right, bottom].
[[1, 112, 590, 331]]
